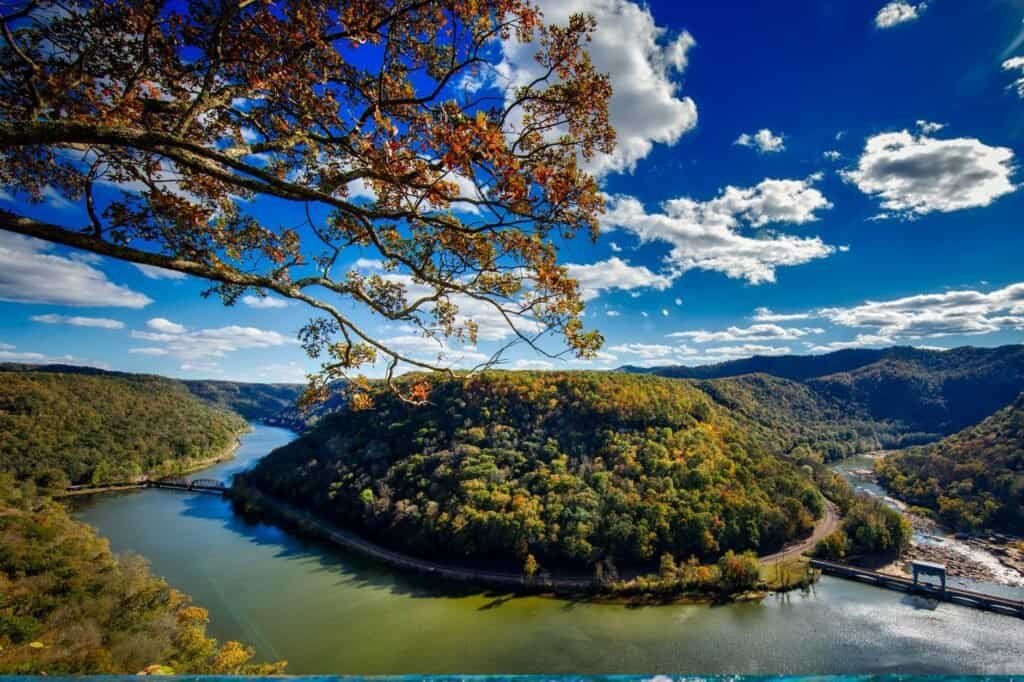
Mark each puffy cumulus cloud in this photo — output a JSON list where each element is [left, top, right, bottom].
[[807, 334, 894, 353], [241, 294, 290, 309], [0, 232, 151, 308], [843, 131, 1015, 217], [752, 307, 814, 322], [916, 120, 945, 134], [608, 342, 693, 361], [874, 1, 927, 29], [146, 317, 186, 334], [819, 282, 1024, 339], [735, 128, 785, 153], [1003, 56, 1024, 98], [31, 314, 124, 329], [499, 0, 698, 176], [602, 176, 835, 284], [667, 323, 823, 343], [609, 340, 792, 367], [565, 257, 674, 301], [130, 324, 292, 359]]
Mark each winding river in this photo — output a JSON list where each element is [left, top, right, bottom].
[[72, 425, 1024, 675]]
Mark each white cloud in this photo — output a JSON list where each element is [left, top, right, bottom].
[[807, 334, 894, 353], [241, 294, 290, 309], [131, 324, 292, 359], [514, 359, 554, 370], [823, 150, 842, 161], [498, 0, 698, 176], [129, 347, 170, 356], [700, 344, 791, 360], [31, 314, 124, 329], [667, 323, 824, 343], [147, 317, 186, 334], [608, 342, 693, 361], [606, 310, 621, 317], [375, 334, 489, 369], [735, 128, 785, 153], [875, 1, 927, 29], [916, 120, 945, 134], [752, 307, 813, 322], [1002, 56, 1024, 98], [565, 257, 674, 301], [843, 130, 1015, 216], [819, 282, 1024, 338], [661, 308, 670, 316], [352, 258, 385, 271], [609, 242, 622, 253], [0, 233, 152, 308], [602, 176, 834, 284], [0, 342, 105, 367], [674, 298, 683, 306], [134, 263, 188, 280]]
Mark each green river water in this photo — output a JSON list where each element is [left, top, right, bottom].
[[71, 425, 1024, 675]]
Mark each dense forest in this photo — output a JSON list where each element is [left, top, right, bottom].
[[696, 374, 897, 461], [876, 393, 1024, 533], [240, 372, 825, 574], [0, 371, 247, 486], [0, 475, 284, 674], [629, 345, 1024, 447]]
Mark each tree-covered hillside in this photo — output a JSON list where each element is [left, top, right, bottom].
[[0, 476, 284, 674], [876, 393, 1024, 533], [0, 371, 247, 486], [240, 372, 824, 574], [696, 374, 896, 461], [627, 345, 1024, 447]]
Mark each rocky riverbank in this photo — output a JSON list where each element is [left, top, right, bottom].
[[839, 456, 1024, 588]]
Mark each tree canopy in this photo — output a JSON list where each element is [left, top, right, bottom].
[[0, 0, 615, 402], [239, 371, 825, 572]]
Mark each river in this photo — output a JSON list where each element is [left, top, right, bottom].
[[72, 425, 1024, 675]]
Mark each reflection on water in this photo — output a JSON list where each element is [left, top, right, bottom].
[[72, 427, 1024, 675]]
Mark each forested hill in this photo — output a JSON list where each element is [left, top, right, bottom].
[[0, 370, 247, 487], [0, 364, 304, 424], [625, 345, 1024, 445], [239, 372, 824, 574], [877, 393, 1024, 533]]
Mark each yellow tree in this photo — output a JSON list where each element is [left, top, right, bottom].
[[0, 0, 614, 403]]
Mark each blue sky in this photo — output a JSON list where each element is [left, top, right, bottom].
[[2, 0, 1024, 382]]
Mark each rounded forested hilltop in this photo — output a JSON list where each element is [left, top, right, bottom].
[[241, 372, 823, 573]]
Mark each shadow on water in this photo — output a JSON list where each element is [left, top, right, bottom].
[[175, 491, 525, 605]]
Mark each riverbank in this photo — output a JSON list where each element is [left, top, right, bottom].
[[57, 433, 246, 497], [231, 485, 819, 601], [839, 454, 1024, 588]]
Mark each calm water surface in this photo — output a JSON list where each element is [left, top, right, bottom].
[[72, 426, 1024, 675]]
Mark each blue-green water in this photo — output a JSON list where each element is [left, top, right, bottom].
[[72, 427, 1024, 675]]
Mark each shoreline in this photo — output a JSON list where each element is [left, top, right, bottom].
[[232, 485, 819, 602], [842, 457, 1024, 588], [57, 431, 246, 498]]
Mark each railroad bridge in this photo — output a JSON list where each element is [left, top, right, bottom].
[[63, 477, 228, 496]]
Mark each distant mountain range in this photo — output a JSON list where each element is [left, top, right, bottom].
[[622, 345, 1024, 447]]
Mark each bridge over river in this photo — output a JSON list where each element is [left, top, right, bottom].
[[63, 477, 227, 496]]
